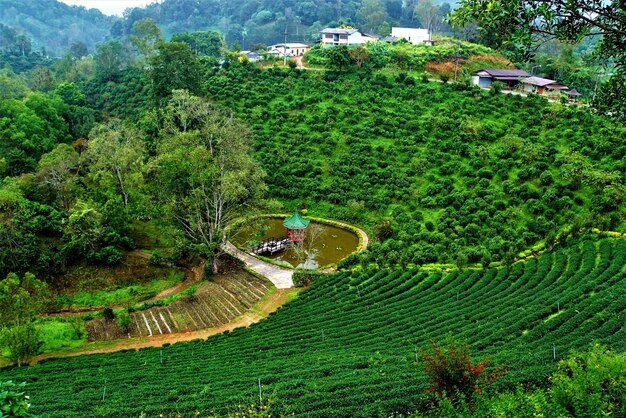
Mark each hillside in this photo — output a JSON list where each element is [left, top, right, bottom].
[[0, 0, 454, 56], [3, 236, 625, 416], [0, 0, 116, 54], [203, 66, 626, 268]]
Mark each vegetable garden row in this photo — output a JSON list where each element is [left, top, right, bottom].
[[3, 237, 626, 416], [86, 272, 268, 340]]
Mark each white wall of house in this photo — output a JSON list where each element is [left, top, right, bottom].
[[322, 31, 371, 46], [391, 27, 430, 45], [268, 43, 310, 57]]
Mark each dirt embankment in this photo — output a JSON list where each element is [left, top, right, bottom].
[[29, 288, 296, 365]]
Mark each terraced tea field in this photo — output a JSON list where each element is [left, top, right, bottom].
[[86, 271, 269, 340], [4, 237, 626, 417]]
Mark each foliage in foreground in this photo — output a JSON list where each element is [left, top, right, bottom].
[[0, 381, 32, 417], [0, 273, 49, 366], [422, 344, 626, 417]]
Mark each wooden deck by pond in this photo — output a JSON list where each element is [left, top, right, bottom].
[[252, 237, 292, 255]]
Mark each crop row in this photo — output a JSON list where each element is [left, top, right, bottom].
[[86, 272, 268, 340], [3, 237, 626, 417]]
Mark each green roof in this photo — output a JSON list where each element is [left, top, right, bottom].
[[283, 210, 310, 229]]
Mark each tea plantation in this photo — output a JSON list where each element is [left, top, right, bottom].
[[3, 236, 625, 416]]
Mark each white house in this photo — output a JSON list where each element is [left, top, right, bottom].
[[390, 27, 430, 45], [267, 43, 310, 57], [320, 28, 376, 46]]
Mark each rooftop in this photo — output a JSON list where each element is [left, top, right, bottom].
[[520, 76, 561, 87], [270, 43, 310, 48], [283, 210, 310, 230], [477, 69, 531, 78], [321, 28, 359, 35]]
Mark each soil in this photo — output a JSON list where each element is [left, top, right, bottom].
[[29, 289, 296, 365]]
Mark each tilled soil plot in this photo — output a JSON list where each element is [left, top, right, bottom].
[[86, 270, 269, 341]]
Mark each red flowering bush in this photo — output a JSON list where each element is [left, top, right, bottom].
[[420, 341, 506, 407]]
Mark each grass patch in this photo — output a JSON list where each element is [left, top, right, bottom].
[[58, 272, 184, 309]]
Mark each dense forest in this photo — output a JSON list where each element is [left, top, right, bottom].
[[0, 0, 115, 54], [0, 0, 454, 55]]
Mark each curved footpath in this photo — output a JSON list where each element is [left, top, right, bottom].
[[224, 242, 295, 288]]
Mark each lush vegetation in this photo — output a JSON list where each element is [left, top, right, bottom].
[[2, 237, 626, 415], [203, 64, 625, 268], [1, 0, 454, 57], [2, 4, 626, 413], [0, 1, 115, 55]]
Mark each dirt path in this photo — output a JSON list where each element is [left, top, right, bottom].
[[29, 289, 296, 365]]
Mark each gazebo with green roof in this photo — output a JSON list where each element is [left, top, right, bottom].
[[283, 210, 310, 243]]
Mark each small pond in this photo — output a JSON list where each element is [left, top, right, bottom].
[[231, 217, 360, 268]]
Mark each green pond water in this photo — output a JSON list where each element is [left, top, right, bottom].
[[232, 218, 360, 268]]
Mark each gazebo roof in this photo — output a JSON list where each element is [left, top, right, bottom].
[[566, 88, 582, 96], [283, 210, 310, 229]]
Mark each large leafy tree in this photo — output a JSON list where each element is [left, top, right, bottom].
[[0, 272, 49, 367], [356, 0, 389, 34], [171, 31, 225, 57], [36, 144, 81, 210], [84, 120, 145, 207], [128, 18, 163, 61], [153, 90, 266, 274], [93, 40, 129, 82], [147, 42, 203, 105]]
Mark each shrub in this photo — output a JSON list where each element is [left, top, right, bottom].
[[87, 246, 122, 266], [420, 341, 506, 409], [551, 344, 626, 417], [490, 81, 505, 94], [102, 307, 115, 321], [149, 250, 163, 266], [0, 381, 32, 417], [375, 220, 394, 241], [116, 309, 131, 334], [293, 269, 324, 287]]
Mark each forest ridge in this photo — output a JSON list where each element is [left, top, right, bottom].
[[0, 0, 453, 54]]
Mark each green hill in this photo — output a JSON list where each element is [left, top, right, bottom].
[[0, 0, 116, 54], [203, 66, 626, 268], [3, 237, 625, 416]]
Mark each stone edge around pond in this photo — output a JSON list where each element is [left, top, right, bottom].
[[225, 214, 368, 271]]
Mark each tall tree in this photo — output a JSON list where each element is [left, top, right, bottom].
[[153, 90, 266, 274], [0, 272, 49, 366], [171, 31, 225, 57], [414, 0, 442, 36], [93, 40, 129, 82], [70, 41, 89, 59], [128, 18, 163, 61], [36, 144, 81, 210], [356, 0, 389, 34], [84, 120, 145, 207], [148, 42, 202, 105]]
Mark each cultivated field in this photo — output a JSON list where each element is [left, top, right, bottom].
[[3, 236, 625, 416], [86, 271, 269, 340]]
